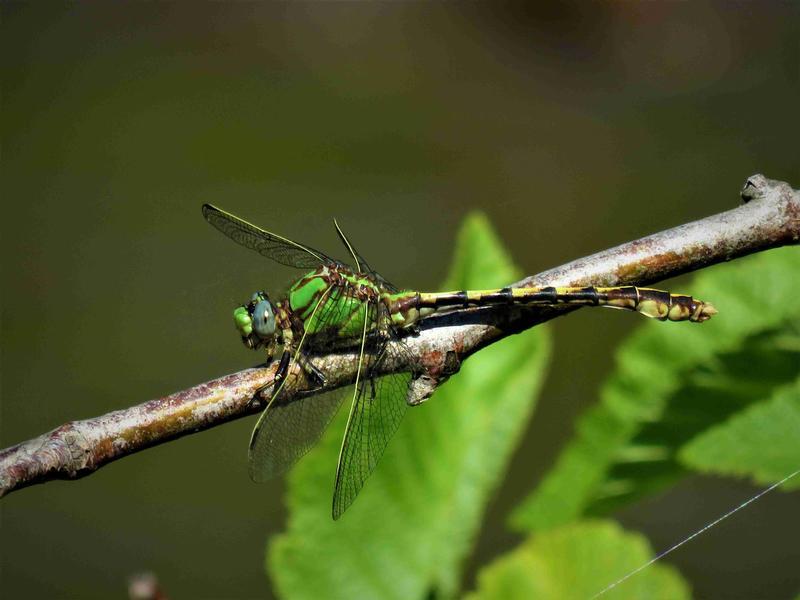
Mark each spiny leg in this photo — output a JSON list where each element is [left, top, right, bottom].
[[270, 350, 291, 389], [250, 349, 290, 410], [297, 353, 327, 391]]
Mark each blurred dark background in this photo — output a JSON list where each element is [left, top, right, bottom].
[[2, 3, 798, 598]]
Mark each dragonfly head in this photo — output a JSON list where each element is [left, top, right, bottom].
[[233, 291, 277, 350]]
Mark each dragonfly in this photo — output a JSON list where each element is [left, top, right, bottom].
[[203, 204, 717, 519]]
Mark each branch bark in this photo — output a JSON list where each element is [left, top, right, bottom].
[[2, 174, 798, 498]]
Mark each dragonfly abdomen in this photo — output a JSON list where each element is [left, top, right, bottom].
[[411, 285, 716, 323]]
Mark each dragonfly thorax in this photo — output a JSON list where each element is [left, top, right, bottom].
[[231, 266, 387, 352], [285, 266, 383, 339]]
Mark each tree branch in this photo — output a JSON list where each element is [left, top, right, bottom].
[[2, 174, 798, 498]]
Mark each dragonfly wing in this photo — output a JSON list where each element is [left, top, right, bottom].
[[333, 219, 399, 292], [358, 260, 400, 293], [248, 387, 348, 481], [332, 370, 411, 519], [332, 303, 411, 519], [248, 281, 361, 481], [249, 283, 338, 480], [203, 203, 338, 269]]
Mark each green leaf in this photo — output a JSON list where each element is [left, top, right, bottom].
[[680, 375, 800, 489], [269, 212, 552, 599], [511, 246, 800, 532], [466, 520, 690, 600]]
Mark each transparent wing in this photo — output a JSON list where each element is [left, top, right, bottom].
[[334, 219, 399, 292], [332, 303, 412, 519], [299, 271, 381, 356], [357, 258, 400, 293], [248, 387, 348, 481], [203, 203, 338, 269], [248, 280, 362, 480]]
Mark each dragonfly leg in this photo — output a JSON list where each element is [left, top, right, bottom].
[[274, 350, 291, 384], [297, 354, 327, 391], [252, 349, 325, 406], [264, 339, 279, 364], [252, 350, 291, 407]]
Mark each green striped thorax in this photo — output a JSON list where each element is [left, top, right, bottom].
[[288, 268, 378, 338]]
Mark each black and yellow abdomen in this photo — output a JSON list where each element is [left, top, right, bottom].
[[412, 285, 717, 323]]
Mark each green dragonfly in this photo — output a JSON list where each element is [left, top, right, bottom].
[[203, 204, 717, 519]]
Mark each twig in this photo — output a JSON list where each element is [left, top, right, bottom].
[[1, 174, 797, 498]]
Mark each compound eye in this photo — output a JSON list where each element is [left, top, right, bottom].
[[252, 299, 276, 339]]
